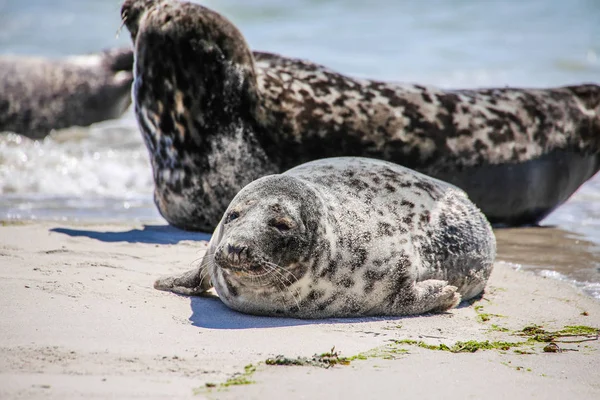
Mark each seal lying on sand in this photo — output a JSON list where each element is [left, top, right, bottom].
[[122, 0, 600, 230], [0, 48, 134, 139], [155, 157, 496, 318]]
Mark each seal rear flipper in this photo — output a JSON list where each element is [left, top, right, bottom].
[[565, 83, 600, 112], [154, 267, 213, 296], [393, 280, 461, 315]]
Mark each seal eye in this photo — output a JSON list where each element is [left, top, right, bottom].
[[225, 211, 240, 224], [270, 219, 292, 232]]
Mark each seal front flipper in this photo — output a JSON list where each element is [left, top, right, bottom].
[[154, 266, 212, 296]]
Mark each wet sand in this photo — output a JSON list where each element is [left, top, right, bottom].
[[496, 227, 600, 294], [0, 221, 599, 399]]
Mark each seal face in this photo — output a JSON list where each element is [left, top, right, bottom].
[[155, 157, 496, 318], [122, 0, 600, 230], [0, 48, 134, 139]]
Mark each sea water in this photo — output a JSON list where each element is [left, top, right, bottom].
[[0, 0, 599, 297]]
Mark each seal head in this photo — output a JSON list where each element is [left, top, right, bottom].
[[122, 0, 275, 231], [210, 175, 325, 313]]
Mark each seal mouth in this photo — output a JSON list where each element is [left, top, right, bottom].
[[220, 263, 265, 277], [216, 258, 305, 291]]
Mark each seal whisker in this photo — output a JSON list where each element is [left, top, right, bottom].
[[266, 270, 301, 311], [261, 263, 298, 288], [191, 249, 217, 264], [190, 252, 215, 269], [198, 258, 215, 288], [263, 261, 300, 286], [116, 18, 127, 39], [188, 252, 216, 290], [263, 262, 304, 310], [270, 273, 300, 311], [261, 263, 302, 311]]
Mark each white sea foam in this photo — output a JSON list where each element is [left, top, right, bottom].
[[539, 270, 600, 300], [543, 177, 600, 246], [0, 111, 160, 222], [0, 112, 151, 197], [495, 262, 600, 300]]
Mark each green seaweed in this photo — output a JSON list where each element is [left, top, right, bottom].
[[513, 349, 535, 355], [352, 344, 409, 360], [382, 324, 403, 330], [194, 324, 597, 396], [473, 305, 504, 323], [393, 325, 598, 355], [559, 326, 599, 335], [518, 325, 599, 343], [394, 339, 523, 353], [0, 220, 28, 226], [265, 343, 411, 369], [488, 324, 509, 333], [221, 364, 256, 387], [196, 363, 257, 394], [393, 339, 447, 351], [477, 313, 493, 322], [450, 340, 521, 352], [266, 347, 350, 368]]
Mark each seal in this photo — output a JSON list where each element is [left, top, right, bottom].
[[0, 48, 134, 140], [155, 157, 496, 318], [121, 0, 600, 230]]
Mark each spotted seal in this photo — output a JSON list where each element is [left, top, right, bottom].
[[122, 0, 600, 230], [0, 48, 134, 139], [155, 157, 496, 318]]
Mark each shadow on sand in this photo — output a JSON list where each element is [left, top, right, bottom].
[[188, 295, 327, 329], [51, 224, 211, 244], [186, 293, 451, 330]]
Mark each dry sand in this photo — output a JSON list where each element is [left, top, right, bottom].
[[1, 221, 599, 399]]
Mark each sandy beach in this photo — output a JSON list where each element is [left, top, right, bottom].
[[0, 220, 598, 399]]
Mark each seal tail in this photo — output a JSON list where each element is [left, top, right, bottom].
[[564, 84, 600, 149], [565, 83, 600, 114]]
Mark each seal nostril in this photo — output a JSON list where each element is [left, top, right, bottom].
[[227, 244, 248, 258]]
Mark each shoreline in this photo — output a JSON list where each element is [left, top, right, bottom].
[[3, 217, 600, 300], [1, 221, 599, 399]]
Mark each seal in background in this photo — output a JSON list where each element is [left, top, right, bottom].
[[122, 0, 600, 230], [0, 48, 134, 139]]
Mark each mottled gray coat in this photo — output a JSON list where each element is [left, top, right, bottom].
[[122, 0, 600, 230], [156, 157, 496, 318]]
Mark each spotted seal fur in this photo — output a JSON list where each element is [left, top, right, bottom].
[[0, 48, 134, 139], [122, 0, 600, 230], [155, 157, 496, 318]]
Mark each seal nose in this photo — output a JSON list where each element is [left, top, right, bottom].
[[227, 244, 248, 264]]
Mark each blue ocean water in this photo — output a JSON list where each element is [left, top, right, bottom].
[[0, 0, 599, 297]]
